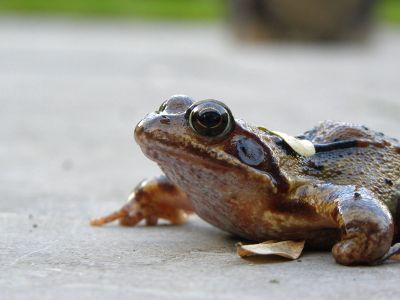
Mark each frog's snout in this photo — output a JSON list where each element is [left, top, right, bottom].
[[134, 119, 144, 142], [134, 112, 153, 142], [135, 95, 194, 144]]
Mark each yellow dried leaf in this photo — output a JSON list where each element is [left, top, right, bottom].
[[389, 253, 400, 261], [237, 240, 305, 260], [272, 131, 315, 157], [258, 127, 316, 157]]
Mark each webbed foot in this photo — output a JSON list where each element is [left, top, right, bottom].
[[90, 176, 194, 227], [330, 187, 393, 265]]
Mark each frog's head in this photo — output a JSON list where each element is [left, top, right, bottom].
[[135, 95, 289, 196], [135, 95, 298, 238]]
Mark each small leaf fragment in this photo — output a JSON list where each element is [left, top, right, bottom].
[[272, 131, 316, 157], [384, 243, 400, 261], [258, 127, 316, 157], [237, 240, 305, 260]]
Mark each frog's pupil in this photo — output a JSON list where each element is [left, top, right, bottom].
[[187, 100, 234, 138], [198, 109, 222, 128]]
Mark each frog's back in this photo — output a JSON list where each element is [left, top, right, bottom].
[[303, 120, 400, 147], [300, 121, 400, 215]]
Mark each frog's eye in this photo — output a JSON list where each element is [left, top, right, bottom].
[[187, 100, 234, 138]]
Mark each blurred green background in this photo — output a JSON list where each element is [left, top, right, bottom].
[[0, 0, 223, 20], [379, 0, 400, 23], [0, 0, 398, 23]]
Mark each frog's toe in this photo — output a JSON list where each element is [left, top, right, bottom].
[[91, 175, 194, 227], [90, 208, 129, 226], [90, 203, 148, 227], [332, 238, 367, 265], [122, 206, 189, 226], [119, 206, 145, 226], [145, 215, 159, 226], [332, 233, 392, 266]]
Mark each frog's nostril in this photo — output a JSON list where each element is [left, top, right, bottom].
[[160, 115, 171, 125]]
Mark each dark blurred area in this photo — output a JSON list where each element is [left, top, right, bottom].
[[230, 0, 376, 40]]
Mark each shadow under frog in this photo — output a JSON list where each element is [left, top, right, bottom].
[[91, 95, 400, 266]]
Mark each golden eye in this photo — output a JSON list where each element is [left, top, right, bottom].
[[186, 100, 234, 138]]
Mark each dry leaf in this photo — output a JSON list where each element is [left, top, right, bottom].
[[258, 127, 316, 157], [386, 243, 400, 261], [271, 131, 316, 157], [237, 240, 305, 260]]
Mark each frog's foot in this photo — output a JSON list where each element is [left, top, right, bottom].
[[294, 183, 394, 265], [330, 187, 394, 265], [90, 175, 194, 227]]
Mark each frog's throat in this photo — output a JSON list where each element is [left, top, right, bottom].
[[138, 133, 279, 194]]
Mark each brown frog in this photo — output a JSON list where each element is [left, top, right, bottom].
[[91, 95, 400, 265]]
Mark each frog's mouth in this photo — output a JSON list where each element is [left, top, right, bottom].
[[136, 130, 278, 194]]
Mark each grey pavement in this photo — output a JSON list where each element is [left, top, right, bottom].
[[1, 16, 400, 300]]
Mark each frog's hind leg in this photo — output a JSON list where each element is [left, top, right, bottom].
[[377, 182, 400, 262], [90, 175, 194, 227], [294, 184, 394, 265], [329, 187, 394, 265]]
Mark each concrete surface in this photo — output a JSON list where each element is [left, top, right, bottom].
[[1, 16, 400, 300]]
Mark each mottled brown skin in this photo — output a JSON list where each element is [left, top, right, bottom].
[[91, 95, 400, 266]]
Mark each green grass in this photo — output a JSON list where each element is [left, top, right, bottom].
[[378, 0, 400, 23], [0, 0, 224, 20], [0, 0, 399, 23]]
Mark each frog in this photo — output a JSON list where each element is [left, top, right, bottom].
[[91, 95, 400, 265]]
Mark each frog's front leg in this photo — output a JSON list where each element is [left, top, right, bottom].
[[90, 175, 194, 227], [295, 184, 395, 265]]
